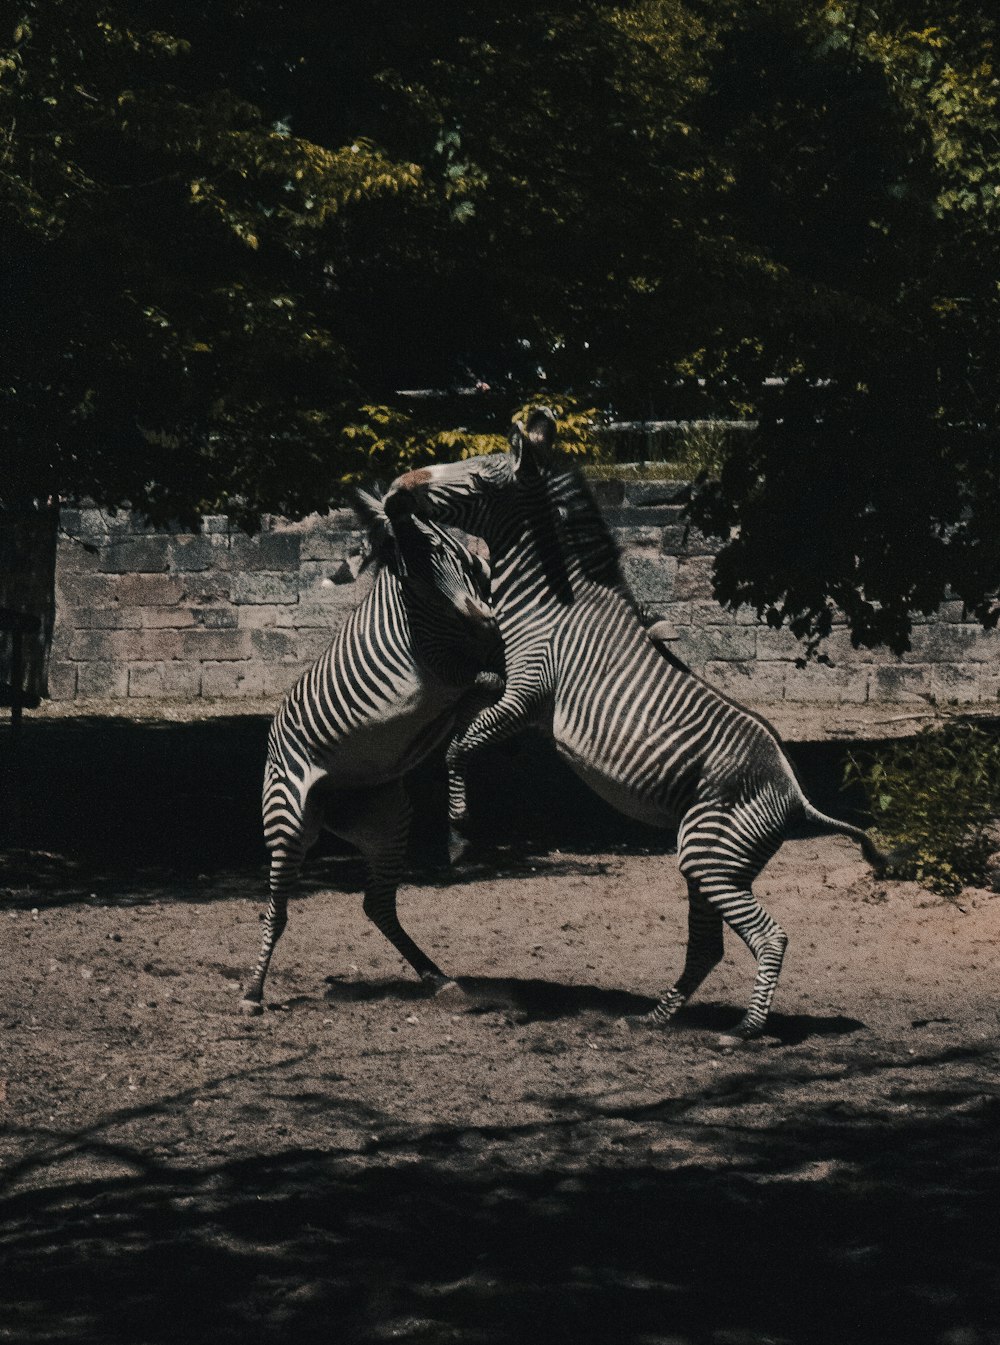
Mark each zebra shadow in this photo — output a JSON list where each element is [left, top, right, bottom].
[[322, 973, 648, 1019], [323, 973, 865, 1043]]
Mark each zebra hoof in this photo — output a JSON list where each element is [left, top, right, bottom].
[[714, 1025, 762, 1050], [618, 1011, 670, 1032], [448, 829, 471, 866], [432, 979, 468, 1007], [239, 997, 264, 1016]]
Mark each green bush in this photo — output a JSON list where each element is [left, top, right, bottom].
[[844, 721, 1000, 895]]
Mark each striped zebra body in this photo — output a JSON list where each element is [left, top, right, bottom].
[[241, 500, 504, 1013], [386, 410, 883, 1040]]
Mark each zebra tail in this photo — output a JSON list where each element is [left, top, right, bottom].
[[800, 800, 890, 873]]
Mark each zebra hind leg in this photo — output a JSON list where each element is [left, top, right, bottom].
[[628, 880, 724, 1030], [638, 804, 786, 1043], [703, 880, 788, 1042], [333, 780, 460, 998], [240, 846, 301, 1014]]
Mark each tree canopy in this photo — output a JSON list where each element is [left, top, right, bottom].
[[2, 2, 999, 645]]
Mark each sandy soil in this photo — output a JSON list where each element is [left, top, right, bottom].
[[2, 821, 999, 1345]]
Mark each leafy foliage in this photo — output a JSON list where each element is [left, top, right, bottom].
[[0, 2, 424, 523], [845, 722, 1000, 894], [1, 1, 999, 648]]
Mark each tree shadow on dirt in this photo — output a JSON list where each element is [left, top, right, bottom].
[[3, 1048, 999, 1345]]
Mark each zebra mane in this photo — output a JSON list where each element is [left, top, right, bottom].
[[537, 461, 635, 600]]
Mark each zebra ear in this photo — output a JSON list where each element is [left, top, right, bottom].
[[353, 485, 393, 571], [510, 407, 557, 476]]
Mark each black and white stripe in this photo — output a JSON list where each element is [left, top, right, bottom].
[[385, 410, 883, 1040], [241, 495, 504, 1013]]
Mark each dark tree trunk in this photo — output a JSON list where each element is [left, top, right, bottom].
[[0, 501, 59, 707]]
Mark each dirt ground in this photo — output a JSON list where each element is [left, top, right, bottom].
[[1, 706, 999, 1345]]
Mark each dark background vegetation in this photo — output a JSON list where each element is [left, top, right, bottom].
[[3, 2, 1000, 647], [0, 713, 877, 877]]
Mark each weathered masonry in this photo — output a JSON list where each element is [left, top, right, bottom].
[[50, 482, 1000, 705]]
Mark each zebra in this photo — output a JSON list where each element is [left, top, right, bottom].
[[240, 491, 505, 1014], [384, 408, 885, 1042]]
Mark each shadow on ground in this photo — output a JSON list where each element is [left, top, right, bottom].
[[321, 973, 865, 1043], [2, 712, 952, 878], [3, 1052, 999, 1345]]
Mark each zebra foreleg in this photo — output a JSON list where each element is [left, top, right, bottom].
[[445, 673, 550, 862]]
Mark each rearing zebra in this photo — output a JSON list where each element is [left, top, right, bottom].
[[385, 409, 885, 1041], [241, 492, 505, 1014]]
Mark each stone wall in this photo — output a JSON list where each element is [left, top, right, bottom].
[[49, 483, 1000, 705]]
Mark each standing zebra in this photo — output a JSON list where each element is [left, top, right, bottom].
[[384, 409, 884, 1041], [240, 492, 504, 1014]]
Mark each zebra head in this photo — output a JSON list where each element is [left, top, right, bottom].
[[356, 487, 503, 678], [384, 408, 558, 540], [384, 408, 621, 605]]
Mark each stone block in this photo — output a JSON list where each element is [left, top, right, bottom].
[[56, 573, 126, 608], [703, 660, 786, 703], [99, 537, 172, 573], [128, 662, 203, 699], [296, 629, 336, 660], [138, 607, 198, 630], [169, 536, 215, 572], [68, 629, 183, 662], [250, 628, 300, 660], [47, 661, 79, 700], [300, 518, 367, 561], [103, 511, 158, 539], [676, 626, 757, 666], [236, 603, 305, 630], [229, 573, 300, 605], [262, 663, 312, 697], [77, 661, 129, 699], [585, 479, 625, 508], [685, 599, 748, 628], [69, 606, 132, 630], [58, 507, 111, 546], [222, 532, 301, 572], [180, 576, 231, 603], [662, 601, 694, 627], [903, 624, 1000, 664], [869, 664, 936, 703], [673, 556, 716, 602], [116, 574, 186, 607], [202, 662, 266, 698], [299, 559, 367, 593], [658, 523, 718, 557], [623, 481, 691, 508], [56, 537, 104, 574], [201, 515, 232, 534], [191, 606, 238, 630], [818, 630, 897, 666], [753, 625, 806, 661], [621, 553, 676, 606], [784, 662, 870, 704], [616, 526, 664, 550], [658, 524, 691, 555], [932, 664, 1000, 704], [179, 629, 254, 661]]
